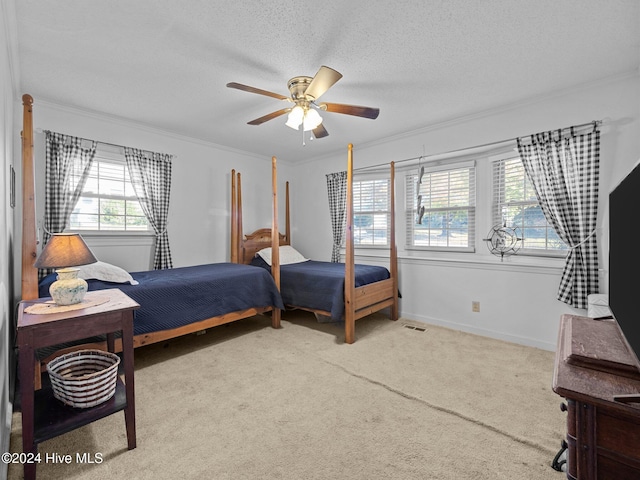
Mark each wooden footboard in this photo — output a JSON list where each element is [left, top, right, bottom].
[[280, 277, 395, 324], [354, 278, 395, 320]]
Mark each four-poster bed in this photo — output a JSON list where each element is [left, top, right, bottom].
[[20, 94, 283, 355], [231, 144, 399, 344], [21, 90, 396, 353]]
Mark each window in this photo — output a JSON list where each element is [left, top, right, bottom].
[[406, 161, 476, 251], [352, 177, 390, 246], [492, 155, 566, 254], [69, 150, 150, 232]]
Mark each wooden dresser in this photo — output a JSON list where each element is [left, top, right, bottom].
[[553, 314, 640, 479]]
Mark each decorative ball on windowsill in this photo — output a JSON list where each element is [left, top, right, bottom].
[[33, 233, 98, 306]]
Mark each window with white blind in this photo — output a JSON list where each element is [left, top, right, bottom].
[[352, 177, 390, 246], [492, 155, 567, 254], [69, 150, 150, 232], [406, 161, 476, 251]]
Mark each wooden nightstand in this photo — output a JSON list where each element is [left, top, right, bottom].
[[17, 288, 140, 480]]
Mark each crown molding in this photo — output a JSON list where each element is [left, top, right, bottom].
[[360, 70, 639, 149], [31, 97, 273, 163]]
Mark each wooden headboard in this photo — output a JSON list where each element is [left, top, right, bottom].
[[240, 228, 289, 265], [230, 160, 290, 266]]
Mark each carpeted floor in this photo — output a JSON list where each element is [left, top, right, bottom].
[[8, 311, 566, 479]]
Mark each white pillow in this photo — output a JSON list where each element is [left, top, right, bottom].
[[77, 261, 139, 285], [257, 246, 308, 266]]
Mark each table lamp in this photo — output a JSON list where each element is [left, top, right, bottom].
[[34, 233, 98, 305]]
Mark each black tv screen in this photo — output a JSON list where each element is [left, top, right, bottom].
[[609, 160, 640, 370]]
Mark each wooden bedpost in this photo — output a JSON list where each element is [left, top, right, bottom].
[[21, 94, 38, 301], [231, 170, 238, 263], [271, 157, 281, 328], [237, 172, 244, 263], [390, 161, 399, 320], [285, 181, 290, 244], [345, 144, 356, 344]]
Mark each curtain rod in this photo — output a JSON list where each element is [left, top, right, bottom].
[[95, 140, 176, 160], [353, 119, 602, 172], [36, 128, 175, 159]]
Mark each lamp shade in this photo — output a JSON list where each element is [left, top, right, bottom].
[[34, 233, 97, 269], [302, 108, 322, 131], [285, 105, 305, 130]]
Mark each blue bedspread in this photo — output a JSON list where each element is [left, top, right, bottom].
[[39, 263, 284, 336], [250, 257, 390, 320]]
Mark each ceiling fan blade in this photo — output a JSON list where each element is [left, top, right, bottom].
[[321, 102, 380, 119], [227, 82, 290, 101], [312, 123, 329, 139], [303, 66, 343, 101], [247, 108, 290, 125]]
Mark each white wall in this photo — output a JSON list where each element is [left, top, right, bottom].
[[1, 0, 17, 476], [289, 74, 640, 350]]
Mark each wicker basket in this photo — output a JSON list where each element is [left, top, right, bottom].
[[46, 349, 120, 408]]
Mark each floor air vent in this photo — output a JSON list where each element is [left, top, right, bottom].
[[402, 323, 426, 332]]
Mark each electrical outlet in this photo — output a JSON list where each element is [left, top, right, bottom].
[[472, 301, 480, 313]]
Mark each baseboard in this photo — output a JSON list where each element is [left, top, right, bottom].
[[399, 311, 556, 352]]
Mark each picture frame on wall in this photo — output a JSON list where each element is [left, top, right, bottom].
[[10, 165, 15, 208]]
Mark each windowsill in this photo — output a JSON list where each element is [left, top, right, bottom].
[[346, 248, 567, 274], [67, 230, 155, 237], [66, 230, 155, 248]]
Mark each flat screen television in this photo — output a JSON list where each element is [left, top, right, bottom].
[[609, 159, 640, 374]]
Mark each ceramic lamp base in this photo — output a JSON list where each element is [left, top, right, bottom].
[[49, 267, 88, 305]]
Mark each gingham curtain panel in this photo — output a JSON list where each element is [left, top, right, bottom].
[[326, 171, 348, 263], [42, 131, 97, 278], [517, 125, 600, 309], [124, 148, 173, 270]]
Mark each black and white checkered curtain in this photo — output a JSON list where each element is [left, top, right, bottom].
[[42, 131, 97, 277], [517, 125, 600, 309], [326, 171, 348, 262], [124, 148, 173, 270]]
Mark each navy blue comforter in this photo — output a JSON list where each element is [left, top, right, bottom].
[[250, 257, 390, 320], [39, 263, 284, 336]]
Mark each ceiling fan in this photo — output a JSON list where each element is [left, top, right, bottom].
[[226, 66, 379, 139]]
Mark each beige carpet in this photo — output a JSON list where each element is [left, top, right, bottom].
[[8, 312, 566, 479]]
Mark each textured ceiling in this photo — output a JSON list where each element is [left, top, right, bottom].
[[13, 0, 640, 162]]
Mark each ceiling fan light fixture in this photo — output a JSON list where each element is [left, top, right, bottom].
[[228, 66, 378, 139], [285, 105, 305, 129], [302, 108, 322, 131]]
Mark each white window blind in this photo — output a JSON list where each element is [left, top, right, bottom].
[[406, 161, 476, 251], [70, 149, 150, 232], [352, 177, 390, 246], [492, 156, 567, 254]]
